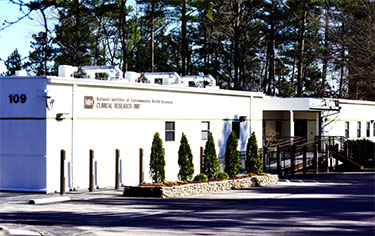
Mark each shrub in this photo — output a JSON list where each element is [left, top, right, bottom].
[[193, 173, 208, 182], [225, 131, 240, 177], [347, 139, 375, 167], [246, 132, 263, 174], [203, 132, 219, 179], [149, 132, 165, 183], [216, 172, 229, 180], [178, 133, 195, 180]]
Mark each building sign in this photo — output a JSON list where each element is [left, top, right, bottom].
[[84, 96, 173, 110], [84, 96, 94, 109]]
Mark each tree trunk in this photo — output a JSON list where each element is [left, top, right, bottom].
[[181, 0, 187, 75], [297, 1, 307, 97], [339, 46, 345, 97], [263, 50, 269, 93], [233, 0, 241, 87], [40, 8, 48, 75], [291, 55, 296, 89], [321, 4, 329, 97], [268, 1, 276, 96], [94, 17, 102, 66], [339, 23, 345, 97], [151, 0, 155, 72], [120, 0, 127, 76]]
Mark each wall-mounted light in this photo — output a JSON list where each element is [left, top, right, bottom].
[[239, 116, 247, 122], [56, 113, 69, 121]]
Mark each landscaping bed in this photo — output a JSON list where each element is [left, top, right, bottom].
[[123, 174, 278, 198]]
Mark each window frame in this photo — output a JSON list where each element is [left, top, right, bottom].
[[357, 121, 361, 138], [201, 121, 210, 140], [366, 122, 370, 137], [232, 121, 240, 139], [345, 121, 349, 138], [165, 121, 175, 141]]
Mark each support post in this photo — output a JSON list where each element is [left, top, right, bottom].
[[345, 143, 349, 160], [314, 144, 318, 174], [115, 149, 120, 189], [263, 146, 267, 173], [139, 148, 144, 184], [303, 145, 307, 176], [290, 110, 294, 144], [200, 146, 204, 173], [334, 144, 339, 170], [89, 149, 94, 192], [277, 146, 282, 177], [328, 145, 332, 171], [291, 144, 296, 176], [325, 145, 329, 172], [60, 150, 66, 195]]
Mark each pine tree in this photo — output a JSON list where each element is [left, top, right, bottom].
[[5, 49, 22, 76], [177, 133, 194, 180], [224, 131, 240, 177], [246, 132, 262, 174], [25, 32, 55, 75], [149, 132, 165, 183], [203, 132, 219, 179]]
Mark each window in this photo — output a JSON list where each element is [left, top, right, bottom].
[[366, 122, 370, 137], [357, 122, 361, 138], [165, 121, 175, 141], [201, 121, 210, 140], [276, 121, 282, 139], [345, 122, 349, 138], [232, 121, 240, 139]]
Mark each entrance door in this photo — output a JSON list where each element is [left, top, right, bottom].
[[294, 119, 307, 137]]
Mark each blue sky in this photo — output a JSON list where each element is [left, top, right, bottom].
[[0, 0, 136, 74], [0, 0, 42, 73]]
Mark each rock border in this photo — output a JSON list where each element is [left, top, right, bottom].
[[123, 174, 278, 198]]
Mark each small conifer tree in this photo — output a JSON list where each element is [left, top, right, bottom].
[[178, 133, 194, 180], [225, 131, 240, 177], [246, 132, 263, 174], [203, 132, 219, 179], [149, 132, 165, 183]]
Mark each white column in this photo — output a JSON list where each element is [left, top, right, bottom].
[[316, 112, 320, 138], [290, 110, 294, 139]]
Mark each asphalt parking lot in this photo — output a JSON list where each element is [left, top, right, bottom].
[[0, 172, 374, 236]]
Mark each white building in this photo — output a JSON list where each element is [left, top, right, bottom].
[[0, 66, 374, 193]]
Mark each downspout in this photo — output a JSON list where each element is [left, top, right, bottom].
[[70, 84, 77, 190]]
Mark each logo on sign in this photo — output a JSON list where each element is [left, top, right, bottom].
[[84, 96, 95, 109]]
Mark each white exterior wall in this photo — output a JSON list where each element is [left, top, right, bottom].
[[322, 99, 375, 141], [1, 77, 264, 193], [2, 76, 373, 193], [0, 78, 48, 192]]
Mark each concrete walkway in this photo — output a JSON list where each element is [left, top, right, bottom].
[[0, 172, 374, 236]]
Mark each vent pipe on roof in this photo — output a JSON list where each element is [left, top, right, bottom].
[[15, 70, 27, 76]]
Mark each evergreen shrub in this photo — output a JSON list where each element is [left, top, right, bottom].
[[193, 173, 208, 182], [203, 132, 219, 179], [225, 131, 240, 177], [178, 133, 195, 180], [246, 132, 263, 174], [216, 172, 229, 180], [149, 132, 166, 183]]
